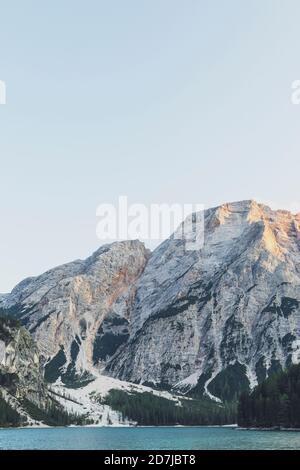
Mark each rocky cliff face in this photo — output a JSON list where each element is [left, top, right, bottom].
[[0, 317, 46, 405], [107, 201, 300, 400], [1, 200, 300, 402], [0, 240, 149, 385]]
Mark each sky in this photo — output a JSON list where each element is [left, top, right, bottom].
[[1, 0, 300, 292]]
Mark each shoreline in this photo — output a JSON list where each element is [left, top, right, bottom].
[[2, 424, 300, 431], [0, 424, 238, 431], [237, 426, 300, 432]]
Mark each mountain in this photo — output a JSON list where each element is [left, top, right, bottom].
[[0, 314, 145, 426], [108, 200, 300, 400], [0, 315, 50, 426], [0, 313, 229, 427], [0, 240, 149, 387], [1, 200, 300, 408], [0, 315, 46, 404]]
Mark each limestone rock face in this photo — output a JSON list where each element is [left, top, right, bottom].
[[2, 201, 300, 401], [107, 201, 300, 400], [0, 317, 46, 405], [0, 241, 149, 385]]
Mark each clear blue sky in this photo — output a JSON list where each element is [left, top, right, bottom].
[[1, 0, 300, 292]]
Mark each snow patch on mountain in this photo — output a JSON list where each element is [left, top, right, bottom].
[[49, 374, 184, 426]]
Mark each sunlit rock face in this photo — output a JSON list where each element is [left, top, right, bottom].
[[0, 240, 150, 385], [107, 201, 300, 400], [1, 200, 300, 401]]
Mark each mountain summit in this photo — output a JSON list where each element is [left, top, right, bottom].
[[1, 200, 300, 402]]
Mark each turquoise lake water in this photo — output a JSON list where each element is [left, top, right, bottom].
[[0, 426, 300, 450]]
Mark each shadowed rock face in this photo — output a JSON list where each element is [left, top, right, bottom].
[[1, 200, 300, 400], [0, 317, 46, 405]]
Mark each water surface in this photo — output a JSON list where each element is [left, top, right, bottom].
[[0, 426, 300, 450]]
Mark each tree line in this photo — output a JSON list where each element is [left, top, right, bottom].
[[0, 391, 23, 427], [103, 389, 237, 426], [22, 398, 90, 426], [238, 364, 300, 428]]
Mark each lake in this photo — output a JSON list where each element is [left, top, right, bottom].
[[0, 426, 300, 450]]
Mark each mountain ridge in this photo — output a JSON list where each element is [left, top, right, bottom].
[[1, 199, 300, 405]]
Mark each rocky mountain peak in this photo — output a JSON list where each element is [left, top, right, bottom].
[[106, 201, 300, 400], [1, 200, 300, 402], [0, 239, 150, 386]]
